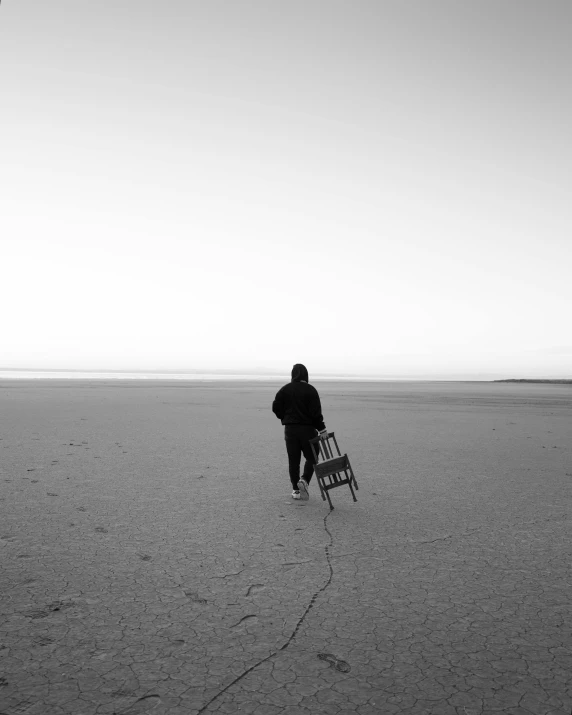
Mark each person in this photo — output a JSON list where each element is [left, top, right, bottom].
[[272, 364, 328, 500]]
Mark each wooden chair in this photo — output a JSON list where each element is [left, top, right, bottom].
[[309, 432, 358, 510]]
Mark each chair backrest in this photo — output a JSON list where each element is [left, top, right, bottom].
[[310, 432, 342, 463]]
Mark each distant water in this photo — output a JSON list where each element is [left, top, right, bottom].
[[0, 370, 419, 382], [0, 370, 284, 381]]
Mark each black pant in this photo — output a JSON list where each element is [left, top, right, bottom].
[[284, 424, 318, 490]]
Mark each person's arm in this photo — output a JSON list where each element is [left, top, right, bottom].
[[272, 387, 285, 420], [308, 388, 326, 432]]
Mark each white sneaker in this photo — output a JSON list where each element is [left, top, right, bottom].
[[297, 479, 309, 501], [292, 490, 301, 500]]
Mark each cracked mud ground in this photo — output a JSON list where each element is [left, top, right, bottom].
[[1, 380, 571, 715]]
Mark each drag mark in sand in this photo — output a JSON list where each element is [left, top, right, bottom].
[[195, 510, 335, 714], [115, 694, 162, 715], [210, 568, 245, 579], [278, 511, 334, 650], [230, 614, 258, 628]]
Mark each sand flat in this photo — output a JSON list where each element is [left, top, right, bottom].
[[1, 380, 571, 714]]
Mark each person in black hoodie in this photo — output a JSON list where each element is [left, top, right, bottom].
[[272, 364, 328, 500]]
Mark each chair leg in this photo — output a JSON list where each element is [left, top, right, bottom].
[[346, 464, 358, 490], [317, 477, 326, 501], [349, 474, 358, 491], [325, 488, 334, 510], [348, 479, 357, 502]]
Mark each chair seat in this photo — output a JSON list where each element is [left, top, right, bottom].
[[314, 455, 350, 479]]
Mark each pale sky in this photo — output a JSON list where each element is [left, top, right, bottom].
[[1, 1, 571, 378]]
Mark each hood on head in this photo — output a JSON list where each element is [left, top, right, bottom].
[[291, 363, 309, 383]]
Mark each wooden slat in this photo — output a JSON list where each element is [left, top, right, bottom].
[[310, 432, 337, 461], [331, 433, 342, 457], [323, 476, 351, 490], [314, 455, 349, 478]]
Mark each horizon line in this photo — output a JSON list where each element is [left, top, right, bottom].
[[1, 367, 570, 382]]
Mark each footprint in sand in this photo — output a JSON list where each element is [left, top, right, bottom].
[[23, 604, 66, 619], [33, 636, 54, 647], [183, 590, 208, 604], [23, 608, 48, 619], [317, 653, 351, 673], [6, 699, 36, 713]]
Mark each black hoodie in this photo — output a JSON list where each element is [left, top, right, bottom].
[[272, 364, 325, 430]]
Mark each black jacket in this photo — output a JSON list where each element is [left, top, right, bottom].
[[272, 364, 325, 431]]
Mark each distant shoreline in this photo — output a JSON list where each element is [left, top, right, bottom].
[[494, 379, 572, 384], [1, 369, 570, 384]]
